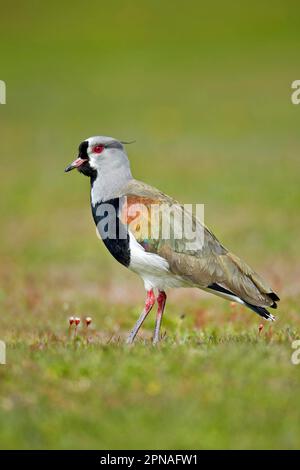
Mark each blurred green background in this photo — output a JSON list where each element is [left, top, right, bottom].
[[0, 0, 300, 450]]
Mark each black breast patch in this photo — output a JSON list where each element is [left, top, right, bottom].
[[92, 198, 130, 267]]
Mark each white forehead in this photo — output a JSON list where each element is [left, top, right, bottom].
[[86, 135, 119, 146]]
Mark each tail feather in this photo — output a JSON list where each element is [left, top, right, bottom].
[[242, 300, 276, 321], [224, 252, 280, 308], [207, 282, 276, 321]]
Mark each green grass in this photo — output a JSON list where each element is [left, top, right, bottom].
[[1, 311, 300, 449], [1, 0, 300, 450]]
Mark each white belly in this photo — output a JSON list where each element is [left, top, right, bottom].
[[128, 231, 188, 291]]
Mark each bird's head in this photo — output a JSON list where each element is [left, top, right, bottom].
[[65, 136, 132, 178]]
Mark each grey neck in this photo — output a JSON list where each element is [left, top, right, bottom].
[[90, 164, 133, 205]]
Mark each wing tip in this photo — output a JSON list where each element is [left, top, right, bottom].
[[268, 292, 280, 302], [207, 283, 277, 321], [244, 301, 276, 321]]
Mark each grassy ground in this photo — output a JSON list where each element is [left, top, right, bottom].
[[1, 0, 300, 449]]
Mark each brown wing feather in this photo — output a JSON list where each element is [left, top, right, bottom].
[[118, 179, 279, 307]]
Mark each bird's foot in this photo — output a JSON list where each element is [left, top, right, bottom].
[[152, 335, 160, 345], [126, 334, 135, 345]]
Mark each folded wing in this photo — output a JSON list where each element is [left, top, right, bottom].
[[118, 179, 279, 309]]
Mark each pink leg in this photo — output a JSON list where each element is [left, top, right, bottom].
[[126, 290, 156, 344], [153, 290, 167, 345]]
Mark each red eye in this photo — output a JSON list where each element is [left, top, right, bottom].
[[93, 145, 104, 154]]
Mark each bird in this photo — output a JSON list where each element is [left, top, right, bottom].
[[65, 136, 280, 344]]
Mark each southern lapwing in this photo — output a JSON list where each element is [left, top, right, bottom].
[[65, 136, 280, 344]]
